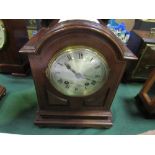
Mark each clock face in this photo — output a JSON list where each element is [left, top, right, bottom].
[[0, 20, 6, 50], [46, 46, 109, 97]]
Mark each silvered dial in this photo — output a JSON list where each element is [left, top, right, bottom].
[[0, 20, 6, 50], [46, 46, 109, 97]]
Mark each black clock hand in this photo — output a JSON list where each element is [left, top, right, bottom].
[[64, 63, 77, 74], [64, 63, 96, 81], [64, 63, 83, 79], [80, 76, 92, 81], [81, 74, 101, 83]]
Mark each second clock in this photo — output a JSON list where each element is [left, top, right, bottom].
[[0, 20, 29, 76]]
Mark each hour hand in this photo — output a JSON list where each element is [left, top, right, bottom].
[[64, 63, 83, 79], [64, 63, 77, 74], [64, 63, 71, 69]]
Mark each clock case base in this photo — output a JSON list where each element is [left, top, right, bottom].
[[34, 110, 112, 128]]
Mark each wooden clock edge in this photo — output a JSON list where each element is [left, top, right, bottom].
[[34, 111, 112, 128]]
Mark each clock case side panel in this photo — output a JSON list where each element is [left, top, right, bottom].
[[0, 20, 30, 75], [20, 20, 130, 128], [20, 28, 53, 110]]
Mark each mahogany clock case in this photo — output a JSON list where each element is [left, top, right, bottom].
[[20, 20, 136, 128], [0, 19, 29, 76]]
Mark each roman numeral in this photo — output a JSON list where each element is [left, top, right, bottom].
[[91, 80, 96, 85], [90, 58, 93, 62], [55, 71, 60, 74], [79, 53, 83, 59], [95, 65, 100, 69], [57, 62, 63, 66], [95, 75, 100, 78], [67, 54, 72, 61], [57, 79, 63, 84], [75, 88, 78, 91]]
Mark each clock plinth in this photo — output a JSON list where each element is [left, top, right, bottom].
[[35, 110, 112, 128]]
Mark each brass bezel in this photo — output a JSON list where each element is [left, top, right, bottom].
[[45, 45, 110, 97]]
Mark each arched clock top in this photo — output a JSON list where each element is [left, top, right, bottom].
[[20, 20, 136, 61]]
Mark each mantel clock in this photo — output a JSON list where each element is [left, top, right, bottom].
[[20, 20, 136, 128], [0, 20, 29, 76]]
